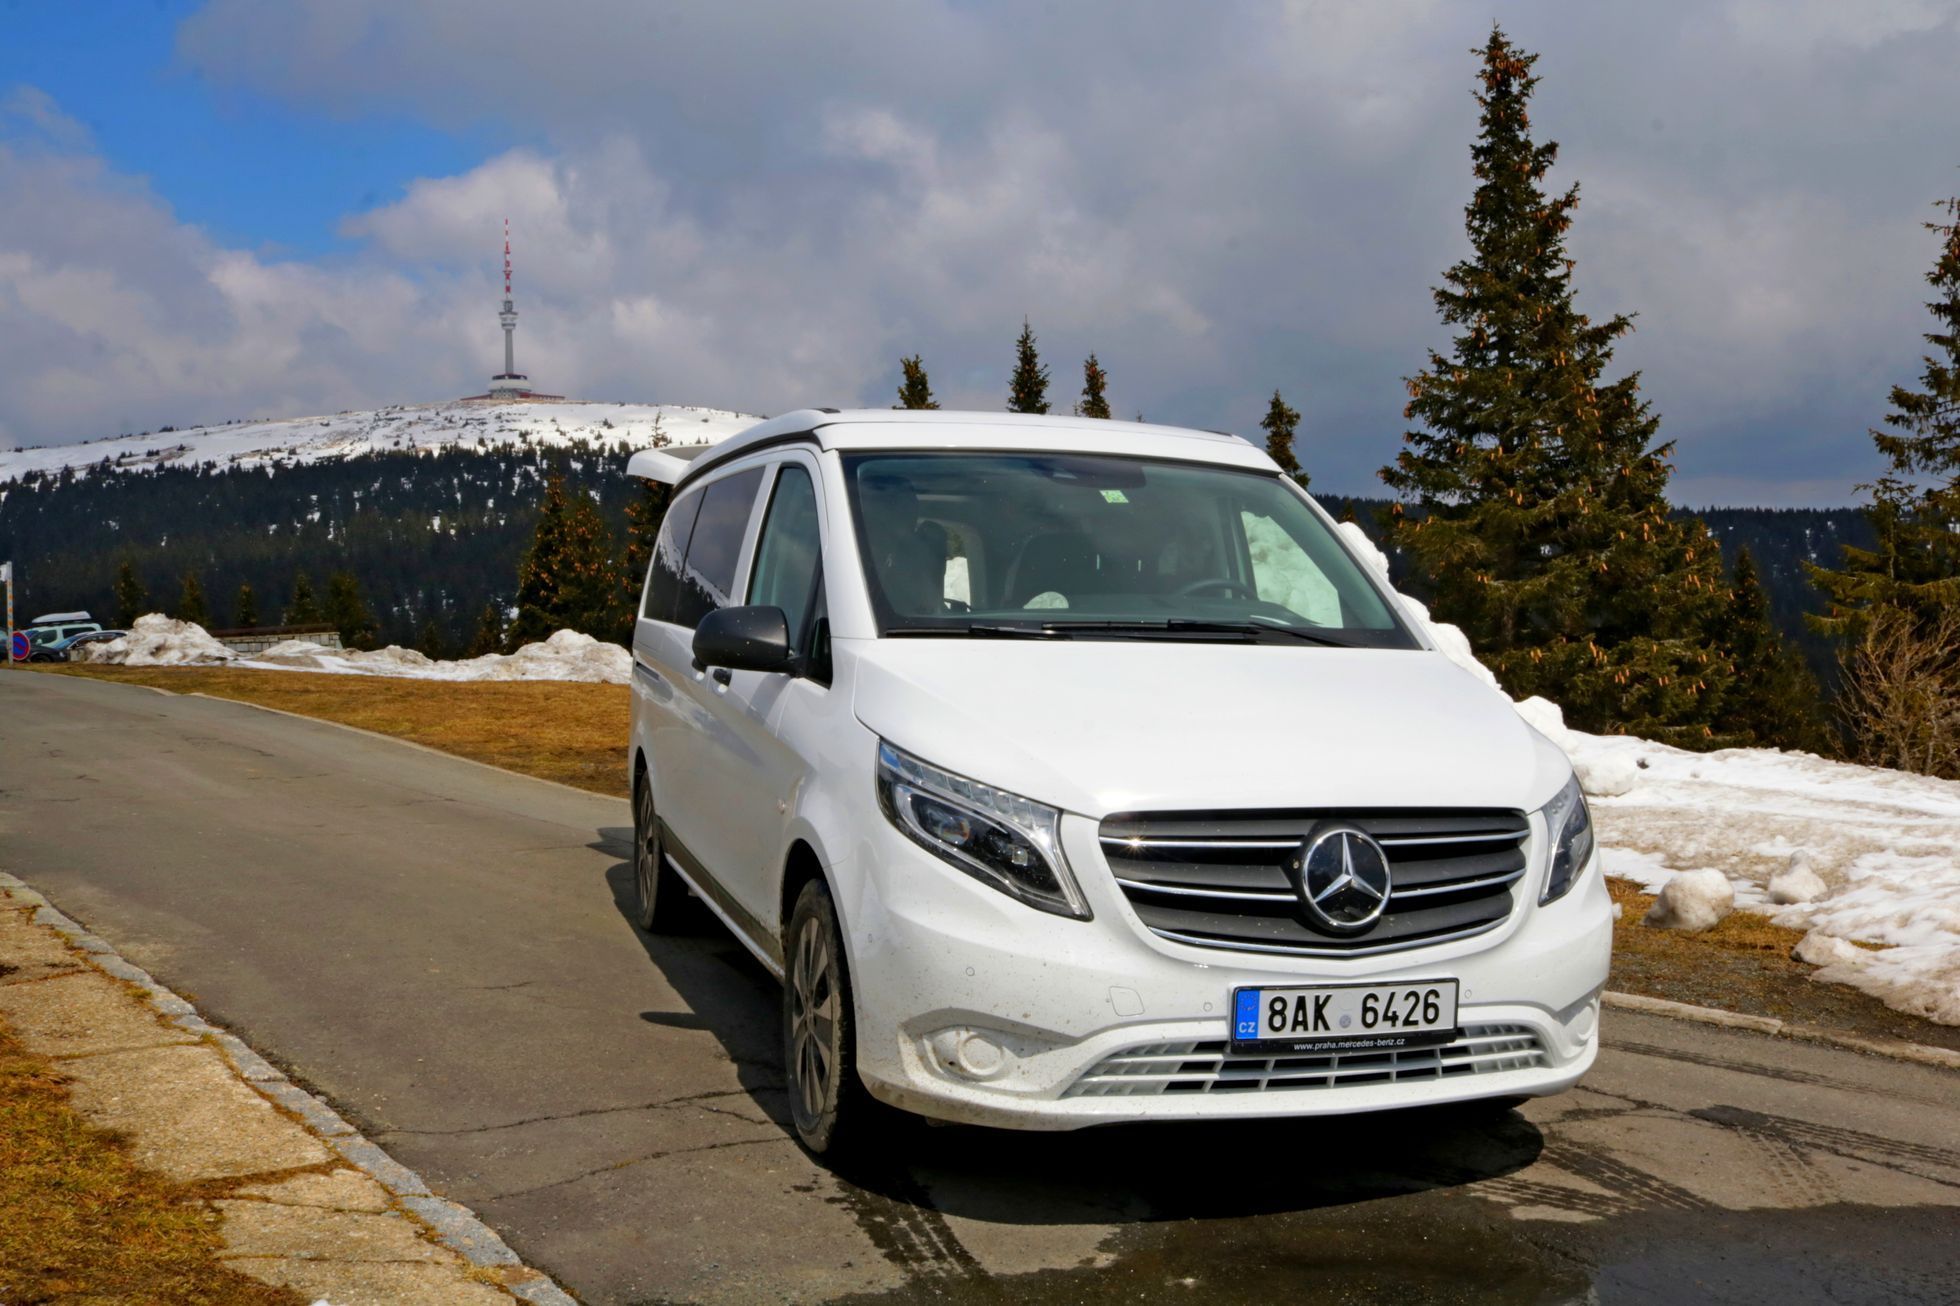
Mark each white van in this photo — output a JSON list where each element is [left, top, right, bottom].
[[625, 410, 1610, 1154]]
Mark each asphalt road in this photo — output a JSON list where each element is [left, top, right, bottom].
[[4, 670, 1958, 1305]]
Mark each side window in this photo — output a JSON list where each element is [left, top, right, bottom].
[[747, 465, 823, 642], [673, 467, 765, 629], [643, 487, 703, 623]]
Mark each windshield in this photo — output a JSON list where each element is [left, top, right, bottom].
[[842, 451, 1417, 648]]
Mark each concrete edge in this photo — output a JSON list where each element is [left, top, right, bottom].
[[1603, 989, 1960, 1071], [0, 869, 579, 1306]]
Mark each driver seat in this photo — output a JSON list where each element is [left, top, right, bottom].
[[1006, 532, 1100, 608]]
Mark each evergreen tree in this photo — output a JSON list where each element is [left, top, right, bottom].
[[112, 559, 146, 627], [467, 602, 508, 658], [176, 571, 209, 627], [285, 571, 322, 625], [417, 616, 447, 660], [1810, 195, 1960, 636], [1076, 354, 1111, 419], [233, 582, 259, 629], [1716, 549, 1832, 753], [894, 355, 940, 410], [511, 474, 623, 645], [324, 571, 379, 650], [1007, 319, 1050, 414], [619, 477, 670, 638], [1380, 28, 1733, 747], [1260, 390, 1305, 484]]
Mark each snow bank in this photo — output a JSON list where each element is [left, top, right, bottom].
[[1350, 521, 1960, 1025], [78, 616, 630, 686], [77, 614, 237, 666], [241, 628, 630, 685]]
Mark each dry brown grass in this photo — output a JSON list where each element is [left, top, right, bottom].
[[0, 1017, 303, 1305], [50, 664, 631, 797], [1606, 877, 1960, 1051]]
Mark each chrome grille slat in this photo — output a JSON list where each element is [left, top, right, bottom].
[[1066, 1024, 1547, 1097], [1101, 808, 1530, 959]]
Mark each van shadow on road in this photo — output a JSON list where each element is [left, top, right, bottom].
[[593, 831, 1544, 1233]]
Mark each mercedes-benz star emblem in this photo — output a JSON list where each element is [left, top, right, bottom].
[[1292, 826, 1393, 934]]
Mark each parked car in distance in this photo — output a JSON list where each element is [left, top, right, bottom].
[[624, 409, 1610, 1156], [42, 629, 128, 661], [19, 614, 104, 660]]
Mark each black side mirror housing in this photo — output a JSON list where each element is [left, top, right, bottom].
[[692, 605, 795, 676]]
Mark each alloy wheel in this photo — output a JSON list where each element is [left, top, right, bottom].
[[788, 915, 837, 1124]]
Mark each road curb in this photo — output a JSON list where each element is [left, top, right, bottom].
[[1603, 989, 1960, 1070], [0, 869, 579, 1306]]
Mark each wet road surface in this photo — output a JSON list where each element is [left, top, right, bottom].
[[3, 672, 1957, 1303]]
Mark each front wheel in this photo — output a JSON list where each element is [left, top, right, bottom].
[[783, 879, 880, 1156]]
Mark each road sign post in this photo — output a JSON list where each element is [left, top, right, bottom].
[[2, 560, 13, 667]]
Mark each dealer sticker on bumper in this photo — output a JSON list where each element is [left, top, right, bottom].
[[1231, 980, 1460, 1054]]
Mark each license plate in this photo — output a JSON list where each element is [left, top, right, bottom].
[[1231, 980, 1459, 1054]]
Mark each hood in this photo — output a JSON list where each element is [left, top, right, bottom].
[[847, 639, 1570, 818]]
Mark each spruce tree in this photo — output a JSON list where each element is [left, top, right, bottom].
[[894, 355, 940, 410], [1007, 319, 1050, 414], [112, 559, 146, 627], [1810, 195, 1960, 636], [285, 571, 322, 625], [618, 477, 670, 639], [1077, 354, 1111, 419], [1380, 28, 1733, 747], [324, 571, 378, 650], [418, 617, 447, 660], [467, 602, 508, 658], [176, 572, 209, 628], [234, 582, 259, 629], [511, 474, 623, 645], [1260, 390, 1305, 484], [1716, 549, 1831, 752]]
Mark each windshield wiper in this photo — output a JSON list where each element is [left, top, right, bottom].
[[1161, 619, 1358, 647], [882, 624, 1062, 639]]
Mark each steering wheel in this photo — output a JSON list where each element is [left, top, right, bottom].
[[1173, 576, 1257, 600]]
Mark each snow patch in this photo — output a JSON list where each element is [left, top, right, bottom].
[[1643, 869, 1736, 932], [1768, 852, 1829, 905]]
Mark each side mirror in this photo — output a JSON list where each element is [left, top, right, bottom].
[[692, 605, 795, 676]]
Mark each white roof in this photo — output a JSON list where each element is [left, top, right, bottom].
[[627, 409, 1274, 484]]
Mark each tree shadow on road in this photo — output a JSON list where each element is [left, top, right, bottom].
[[595, 831, 1543, 1230]]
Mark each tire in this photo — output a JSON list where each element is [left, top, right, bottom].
[[632, 774, 688, 933], [783, 878, 879, 1156]]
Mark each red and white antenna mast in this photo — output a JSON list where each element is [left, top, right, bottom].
[[497, 218, 519, 381]]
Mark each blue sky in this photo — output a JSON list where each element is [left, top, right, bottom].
[[4, 1, 1959, 506], [0, 0, 494, 255]]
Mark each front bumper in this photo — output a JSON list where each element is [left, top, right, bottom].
[[842, 811, 1612, 1130]]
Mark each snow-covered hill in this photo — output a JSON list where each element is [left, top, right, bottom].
[[0, 399, 762, 483]]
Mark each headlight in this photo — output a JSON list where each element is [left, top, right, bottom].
[[1538, 773, 1595, 905], [875, 740, 1091, 920]]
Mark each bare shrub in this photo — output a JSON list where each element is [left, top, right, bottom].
[[1839, 606, 1960, 779]]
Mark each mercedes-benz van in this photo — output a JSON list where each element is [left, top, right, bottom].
[[625, 410, 1610, 1154]]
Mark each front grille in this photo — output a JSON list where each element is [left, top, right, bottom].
[[1100, 808, 1530, 957], [1066, 1024, 1546, 1097]]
